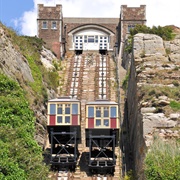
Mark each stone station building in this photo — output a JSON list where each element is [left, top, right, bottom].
[[37, 4, 146, 58]]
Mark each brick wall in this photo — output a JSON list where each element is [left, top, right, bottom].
[[37, 4, 146, 57], [120, 5, 146, 42], [63, 18, 119, 52], [37, 4, 63, 58]]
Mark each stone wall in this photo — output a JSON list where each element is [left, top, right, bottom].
[[122, 32, 180, 178]]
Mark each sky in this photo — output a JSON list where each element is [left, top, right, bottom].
[[0, 0, 180, 36]]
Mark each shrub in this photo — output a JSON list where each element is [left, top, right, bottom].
[[0, 74, 49, 179], [122, 73, 129, 91], [130, 25, 175, 41], [144, 138, 180, 180]]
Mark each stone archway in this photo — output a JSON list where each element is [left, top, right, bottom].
[[67, 24, 115, 51]]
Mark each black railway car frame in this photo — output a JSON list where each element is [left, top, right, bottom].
[[85, 100, 119, 173], [47, 97, 81, 169]]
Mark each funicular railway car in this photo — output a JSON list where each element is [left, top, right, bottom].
[[47, 97, 81, 169], [85, 100, 119, 174]]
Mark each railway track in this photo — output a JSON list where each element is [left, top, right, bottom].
[[52, 52, 121, 179]]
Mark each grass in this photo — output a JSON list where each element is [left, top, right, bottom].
[[145, 137, 180, 180], [1, 23, 60, 105], [170, 101, 180, 111], [139, 85, 180, 114]]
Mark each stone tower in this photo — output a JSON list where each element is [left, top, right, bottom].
[[37, 4, 63, 59], [120, 5, 146, 41]]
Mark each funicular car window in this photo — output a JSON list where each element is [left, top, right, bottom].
[[57, 104, 62, 114], [104, 107, 109, 117], [50, 104, 56, 114], [96, 107, 101, 117], [57, 116, 62, 123], [110, 107, 117, 117], [72, 104, 78, 114], [96, 119, 101, 126], [104, 119, 109, 126], [88, 107, 94, 117], [65, 104, 70, 114], [65, 116, 70, 123]]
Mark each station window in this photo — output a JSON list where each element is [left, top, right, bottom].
[[128, 24, 135, 33], [84, 36, 87, 43], [96, 107, 101, 117], [42, 21, 48, 29], [50, 104, 56, 114], [104, 119, 109, 126], [65, 104, 70, 114], [111, 107, 117, 117], [57, 116, 62, 123], [88, 36, 94, 43], [88, 107, 94, 117], [57, 104, 62, 114], [96, 119, 101, 126], [51, 21, 57, 29], [65, 116, 70, 123], [95, 36, 98, 43]]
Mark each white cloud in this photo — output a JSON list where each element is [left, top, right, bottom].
[[16, 0, 180, 36]]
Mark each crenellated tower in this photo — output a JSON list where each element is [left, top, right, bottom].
[[120, 5, 146, 42], [37, 4, 63, 58]]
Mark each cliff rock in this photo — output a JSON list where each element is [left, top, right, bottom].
[[0, 27, 34, 82], [123, 31, 180, 179]]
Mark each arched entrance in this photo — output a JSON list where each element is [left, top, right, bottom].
[[68, 24, 115, 51]]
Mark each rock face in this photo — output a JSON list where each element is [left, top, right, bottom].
[[0, 27, 34, 82], [134, 33, 166, 58], [0, 25, 58, 148], [122, 32, 180, 179], [40, 46, 57, 69]]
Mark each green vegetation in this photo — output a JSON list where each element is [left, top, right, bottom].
[[140, 85, 180, 102], [122, 73, 129, 91], [130, 25, 175, 41], [124, 170, 134, 180], [170, 101, 180, 110], [124, 37, 133, 54], [0, 73, 49, 179], [2, 24, 59, 105], [144, 137, 180, 180]]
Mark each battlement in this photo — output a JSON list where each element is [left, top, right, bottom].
[[121, 5, 146, 21], [37, 4, 146, 58]]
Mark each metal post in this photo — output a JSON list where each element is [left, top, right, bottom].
[[74, 130, 77, 161], [101, 55, 104, 99], [89, 132, 92, 165], [50, 129, 54, 162]]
